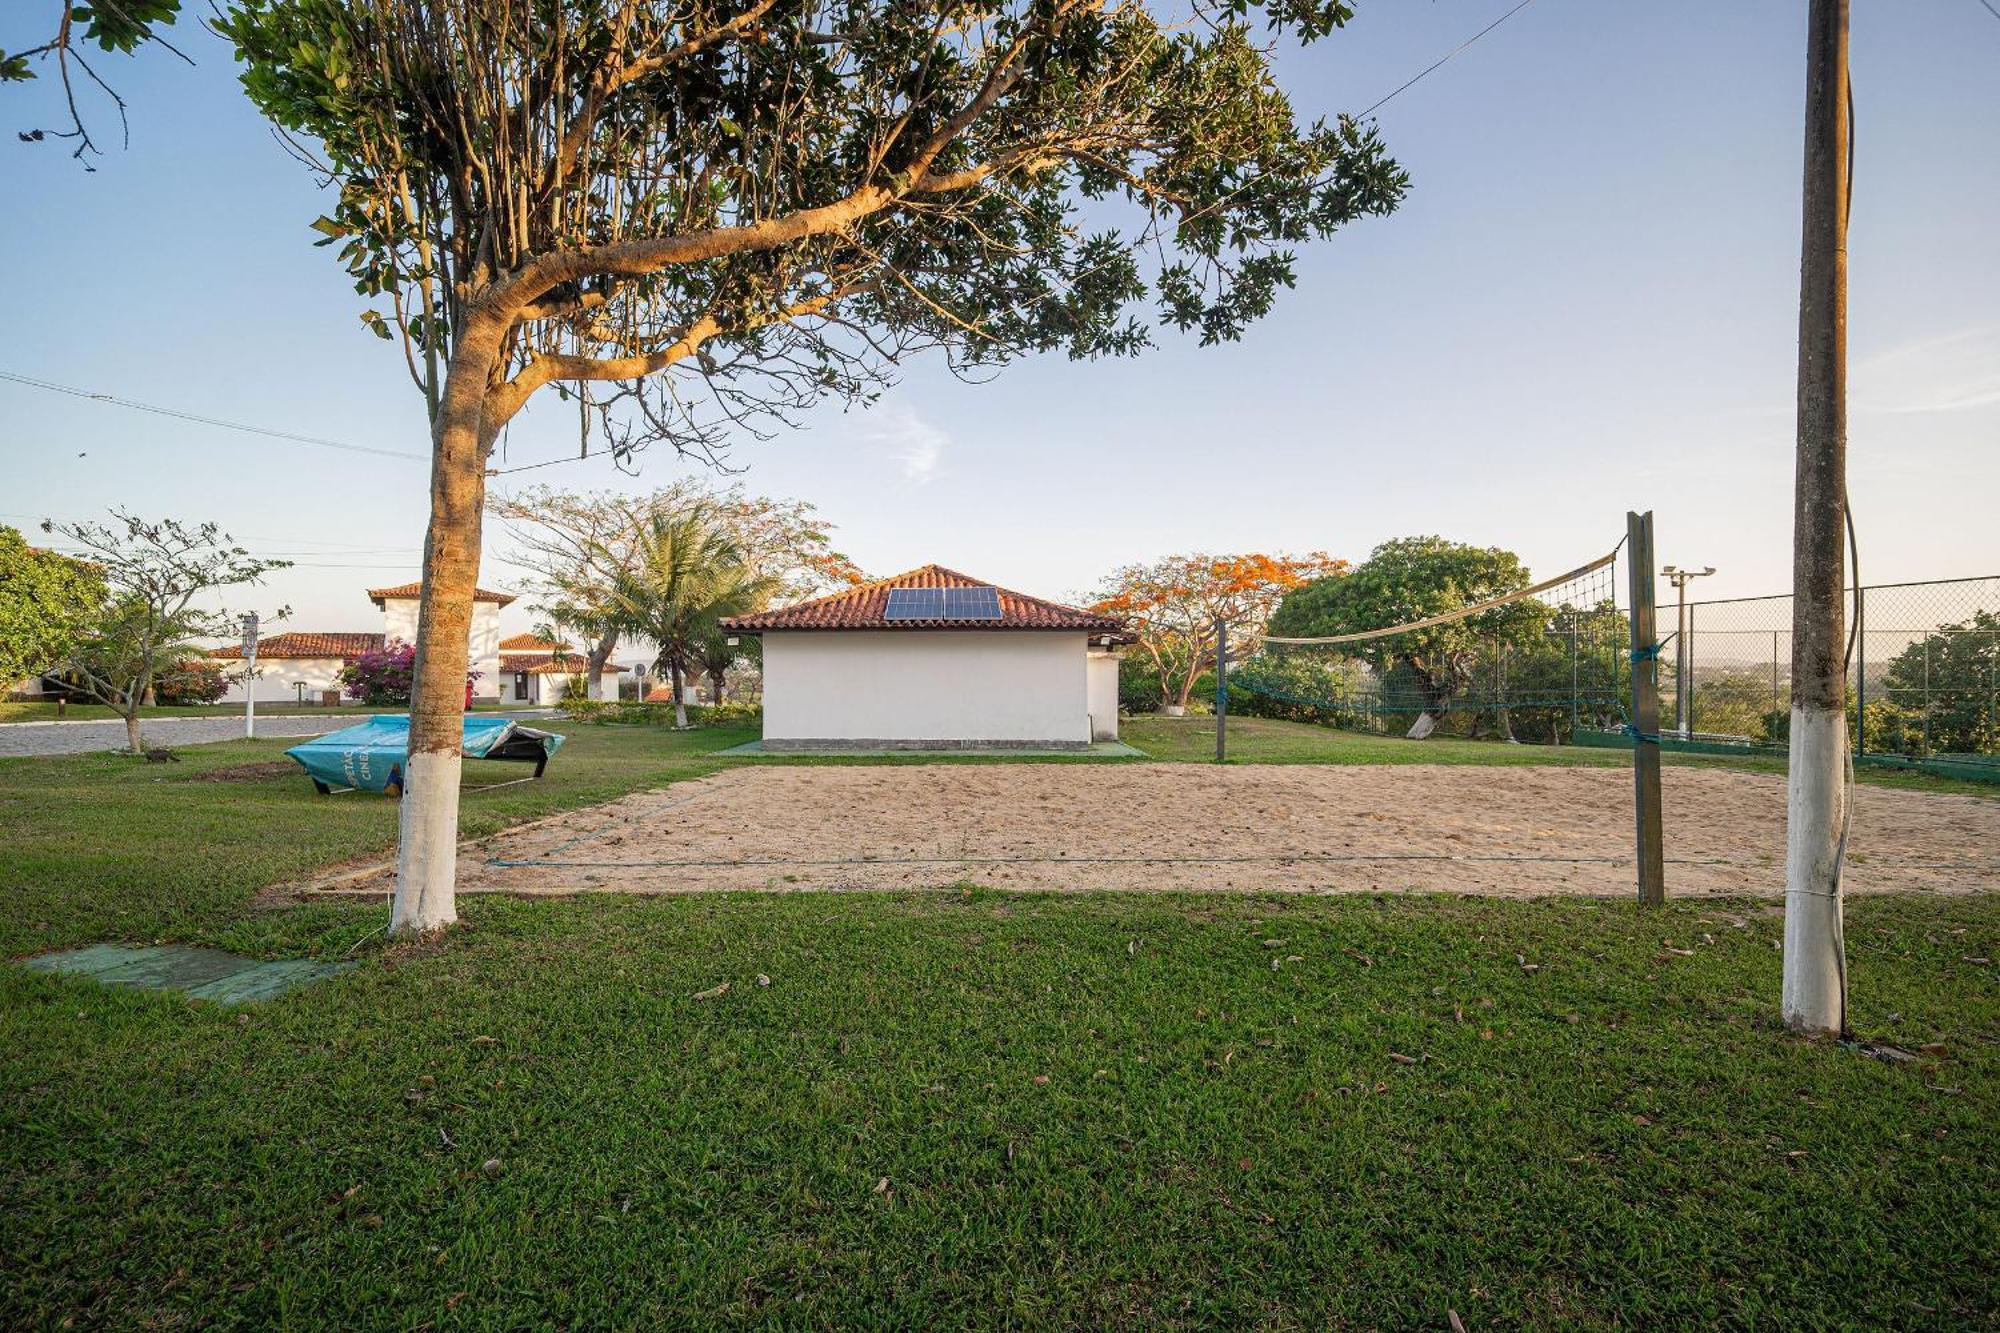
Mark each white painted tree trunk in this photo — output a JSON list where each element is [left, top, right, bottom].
[[1782, 707, 1847, 1033], [392, 750, 462, 933], [1406, 711, 1439, 740]]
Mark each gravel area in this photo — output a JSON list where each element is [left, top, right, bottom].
[[304, 761, 2000, 899], [0, 715, 340, 757]]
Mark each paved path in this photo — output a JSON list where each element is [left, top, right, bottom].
[[0, 709, 563, 758], [0, 715, 340, 758]]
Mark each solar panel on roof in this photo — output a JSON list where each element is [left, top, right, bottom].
[[943, 586, 1002, 620], [884, 587, 945, 620], [885, 585, 1002, 621]]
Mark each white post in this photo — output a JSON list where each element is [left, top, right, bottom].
[[240, 612, 261, 740]]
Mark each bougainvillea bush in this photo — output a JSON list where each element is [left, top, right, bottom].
[[340, 642, 480, 706], [153, 658, 231, 706]]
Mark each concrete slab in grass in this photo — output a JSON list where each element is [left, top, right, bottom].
[[17, 944, 356, 1004]]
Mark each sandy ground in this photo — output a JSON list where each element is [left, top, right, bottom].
[[303, 762, 2000, 900]]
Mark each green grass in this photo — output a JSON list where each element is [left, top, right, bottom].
[[2, 719, 1995, 1327]]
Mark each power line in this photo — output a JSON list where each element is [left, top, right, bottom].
[[1976, 0, 2000, 26], [1356, 0, 1539, 119], [0, 370, 427, 463]]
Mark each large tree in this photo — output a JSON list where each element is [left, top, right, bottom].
[[1268, 536, 1541, 739], [0, 525, 105, 690], [494, 481, 861, 698], [220, 0, 1407, 932], [1092, 551, 1343, 713], [40, 513, 289, 754]]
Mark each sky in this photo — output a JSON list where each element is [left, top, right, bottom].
[[2, 1, 1997, 641]]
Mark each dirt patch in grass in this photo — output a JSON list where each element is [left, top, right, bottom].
[[301, 762, 2000, 899], [185, 761, 305, 783]]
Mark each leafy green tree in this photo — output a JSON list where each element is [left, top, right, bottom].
[[606, 509, 780, 729], [1268, 537, 1542, 738], [216, 0, 1407, 931], [1877, 609, 2000, 755], [41, 512, 288, 753], [0, 524, 105, 690]]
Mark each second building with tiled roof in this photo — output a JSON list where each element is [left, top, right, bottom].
[[719, 565, 1127, 750]]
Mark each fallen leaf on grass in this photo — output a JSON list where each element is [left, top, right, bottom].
[[1449, 1312, 1468, 1333], [755, 974, 771, 988], [1033, 1074, 1051, 1085], [470, 1035, 498, 1046], [1388, 1052, 1420, 1066], [692, 982, 730, 1001], [873, 1176, 891, 1195]]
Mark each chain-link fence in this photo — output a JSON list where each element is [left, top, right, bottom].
[[1661, 575, 2000, 762]]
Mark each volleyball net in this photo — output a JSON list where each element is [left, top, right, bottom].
[[1242, 548, 1629, 743]]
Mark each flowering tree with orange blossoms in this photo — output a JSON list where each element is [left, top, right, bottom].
[[1091, 552, 1347, 713]]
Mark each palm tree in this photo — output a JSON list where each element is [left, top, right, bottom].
[[606, 507, 778, 728]]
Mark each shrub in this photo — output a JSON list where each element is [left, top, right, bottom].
[[558, 698, 762, 728], [154, 659, 230, 705], [1228, 652, 1365, 728], [339, 641, 479, 706]]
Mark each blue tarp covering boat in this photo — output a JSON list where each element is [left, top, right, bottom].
[[285, 715, 566, 795]]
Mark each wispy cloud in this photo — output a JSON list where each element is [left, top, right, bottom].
[[862, 403, 949, 485], [1852, 325, 2000, 416]]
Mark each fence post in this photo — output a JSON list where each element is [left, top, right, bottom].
[[1214, 615, 1228, 764], [1627, 511, 1666, 906]]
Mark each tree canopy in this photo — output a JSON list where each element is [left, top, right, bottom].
[[220, 0, 1407, 463], [0, 524, 105, 687], [1093, 551, 1342, 710], [39, 512, 289, 752], [1268, 536, 1540, 733]]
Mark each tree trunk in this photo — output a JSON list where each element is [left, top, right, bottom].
[[671, 660, 689, 728], [124, 707, 143, 755], [708, 666, 727, 703], [391, 326, 502, 936], [587, 633, 618, 700]]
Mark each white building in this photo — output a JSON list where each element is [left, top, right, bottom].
[[498, 634, 623, 705], [720, 565, 1126, 750], [211, 582, 521, 704]]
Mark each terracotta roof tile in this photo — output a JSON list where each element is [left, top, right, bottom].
[[720, 565, 1124, 634], [366, 582, 517, 607], [499, 633, 570, 652], [213, 632, 385, 660], [500, 652, 622, 675]]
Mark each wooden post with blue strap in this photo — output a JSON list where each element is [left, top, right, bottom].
[[1627, 511, 1666, 905]]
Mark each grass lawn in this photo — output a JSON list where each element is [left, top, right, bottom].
[[2, 720, 1995, 1327]]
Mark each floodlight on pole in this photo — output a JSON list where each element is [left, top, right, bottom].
[[1661, 565, 1717, 739]]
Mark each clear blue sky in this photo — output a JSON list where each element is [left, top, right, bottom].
[[3, 2, 1996, 637]]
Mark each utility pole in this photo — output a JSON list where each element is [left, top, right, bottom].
[[1783, 0, 1850, 1037], [1661, 565, 1716, 738]]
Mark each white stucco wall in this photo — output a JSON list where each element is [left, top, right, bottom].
[[1087, 651, 1122, 741], [216, 658, 347, 704], [381, 596, 503, 698], [762, 631, 1090, 746]]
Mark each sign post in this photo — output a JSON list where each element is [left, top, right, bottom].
[[1626, 513, 1666, 906], [240, 612, 260, 740]]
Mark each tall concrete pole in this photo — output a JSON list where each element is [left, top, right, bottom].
[[1783, 0, 1850, 1036]]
